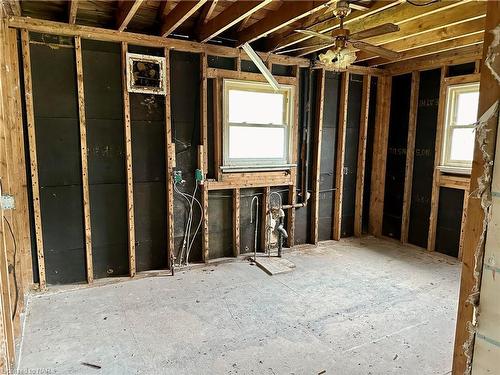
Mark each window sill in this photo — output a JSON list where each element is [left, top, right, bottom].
[[221, 164, 295, 173], [437, 165, 471, 175]]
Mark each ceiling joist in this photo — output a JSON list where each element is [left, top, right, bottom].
[[197, 0, 273, 43], [161, 0, 208, 37], [68, 0, 78, 24], [116, 0, 145, 32], [235, 0, 331, 47]]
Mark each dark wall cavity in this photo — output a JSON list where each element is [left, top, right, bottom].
[[341, 74, 363, 237], [208, 190, 233, 259], [240, 188, 263, 253], [447, 62, 476, 77], [82, 39, 129, 278], [408, 69, 440, 248], [382, 73, 412, 240], [435, 187, 464, 258], [30, 33, 86, 284], [362, 77, 378, 233]]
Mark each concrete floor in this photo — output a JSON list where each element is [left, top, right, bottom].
[[17, 237, 460, 375]]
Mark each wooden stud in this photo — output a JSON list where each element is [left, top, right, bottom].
[[201, 184, 209, 262], [261, 187, 270, 251], [310, 69, 325, 245], [121, 42, 136, 277], [74, 36, 93, 283], [457, 189, 469, 261], [20, 29, 46, 290], [369, 75, 392, 236], [427, 66, 448, 252], [354, 75, 371, 237], [400, 71, 420, 244], [233, 188, 240, 257], [333, 72, 349, 241], [164, 47, 175, 269], [68, 0, 79, 24], [200, 53, 209, 262], [213, 78, 222, 180]]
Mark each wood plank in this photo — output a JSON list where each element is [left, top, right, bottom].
[[261, 187, 270, 251], [206, 67, 296, 85], [206, 174, 292, 190], [160, 0, 207, 37], [68, 0, 79, 24], [369, 75, 391, 236], [20, 29, 46, 290], [164, 47, 175, 269], [116, 0, 145, 32], [198, 0, 273, 43], [200, 53, 208, 174], [310, 69, 325, 245], [233, 188, 240, 257], [368, 33, 484, 67], [400, 71, 419, 244], [213, 78, 222, 180], [427, 67, 448, 252], [453, 2, 500, 372], [74, 36, 93, 283], [457, 189, 469, 261], [333, 72, 349, 241], [7, 16, 310, 67], [235, 0, 329, 46], [439, 174, 471, 190], [196, 0, 218, 28], [121, 42, 136, 277], [354, 75, 371, 237]]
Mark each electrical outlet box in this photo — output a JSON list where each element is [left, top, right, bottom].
[[195, 169, 203, 182], [173, 170, 183, 184], [0, 195, 15, 210]]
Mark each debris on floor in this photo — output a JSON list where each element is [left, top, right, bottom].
[[253, 256, 296, 275]]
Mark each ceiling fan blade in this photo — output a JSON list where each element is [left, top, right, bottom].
[[349, 3, 371, 11], [349, 23, 400, 40], [295, 29, 335, 42], [349, 39, 400, 60], [276, 43, 333, 55]]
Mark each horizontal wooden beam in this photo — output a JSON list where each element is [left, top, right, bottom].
[[7, 16, 310, 67], [439, 174, 470, 190], [116, 0, 145, 32], [198, 0, 273, 43], [235, 0, 330, 46], [367, 33, 484, 67], [356, 17, 485, 61], [206, 67, 296, 85], [160, 0, 207, 37], [206, 172, 292, 190]]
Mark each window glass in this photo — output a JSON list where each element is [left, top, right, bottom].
[[228, 126, 285, 159], [228, 89, 284, 125], [450, 128, 475, 161], [454, 91, 479, 125]]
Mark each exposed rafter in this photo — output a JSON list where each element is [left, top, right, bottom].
[[116, 0, 145, 32], [235, 0, 330, 46], [68, 0, 78, 24], [2, 0, 21, 16], [197, 0, 273, 43], [161, 0, 207, 37], [197, 0, 218, 28]]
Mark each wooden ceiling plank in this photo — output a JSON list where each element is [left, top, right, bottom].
[[161, 0, 207, 37], [235, 0, 330, 46], [355, 17, 485, 61], [367, 33, 484, 67], [116, 0, 146, 32], [295, 0, 471, 56], [197, 0, 273, 43], [68, 0, 79, 24], [265, 0, 401, 52]]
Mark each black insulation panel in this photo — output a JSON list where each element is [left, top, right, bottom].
[[170, 51, 202, 263], [82, 39, 129, 279], [435, 187, 464, 258], [408, 69, 440, 248], [30, 35, 86, 284], [447, 62, 476, 77], [362, 77, 378, 233], [318, 71, 340, 241], [341, 74, 363, 237], [382, 74, 412, 240], [208, 55, 235, 70]]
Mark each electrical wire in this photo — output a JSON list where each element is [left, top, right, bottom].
[[3, 216, 18, 320], [406, 0, 440, 6]]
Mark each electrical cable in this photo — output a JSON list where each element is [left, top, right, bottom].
[[406, 0, 440, 6], [3, 216, 18, 320]]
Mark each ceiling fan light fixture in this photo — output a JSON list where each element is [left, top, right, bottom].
[[318, 46, 357, 71]]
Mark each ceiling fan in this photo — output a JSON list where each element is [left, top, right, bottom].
[[278, 0, 401, 70]]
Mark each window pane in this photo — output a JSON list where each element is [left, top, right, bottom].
[[450, 127, 474, 162], [229, 126, 285, 159], [228, 89, 284, 125], [455, 91, 479, 125]]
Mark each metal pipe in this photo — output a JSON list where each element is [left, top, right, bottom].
[[250, 196, 259, 262]]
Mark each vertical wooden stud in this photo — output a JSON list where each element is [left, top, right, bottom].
[[333, 72, 349, 241], [457, 189, 469, 261], [233, 188, 240, 257], [200, 53, 209, 262], [369, 75, 392, 237], [427, 66, 448, 251], [310, 69, 325, 245], [213, 78, 222, 180], [354, 75, 371, 237], [164, 47, 175, 268], [401, 71, 420, 244], [121, 42, 136, 277], [261, 187, 270, 251], [21, 29, 46, 290], [74, 36, 93, 283]]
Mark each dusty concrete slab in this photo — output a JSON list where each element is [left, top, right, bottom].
[[17, 237, 460, 374]]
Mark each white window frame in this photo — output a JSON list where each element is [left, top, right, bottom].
[[440, 81, 480, 174], [222, 79, 294, 171]]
